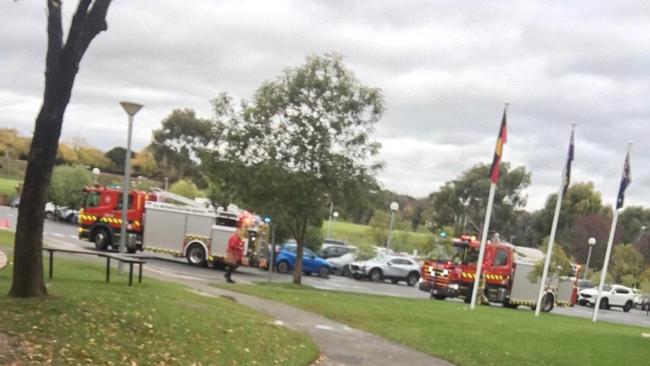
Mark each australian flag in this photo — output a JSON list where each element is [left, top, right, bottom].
[[562, 128, 575, 196], [616, 151, 631, 209]]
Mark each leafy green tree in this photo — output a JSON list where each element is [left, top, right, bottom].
[[304, 226, 324, 253], [611, 244, 644, 283], [203, 54, 384, 285], [169, 179, 204, 200], [568, 213, 623, 271], [620, 206, 650, 245], [104, 146, 133, 173], [367, 211, 390, 247], [131, 148, 158, 177], [150, 109, 211, 180], [76, 146, 111, 170], [47, 165, 92, 209], [429, 162, 531, 239], [56, 143, 79, 164], [533, 182, 603, 245]]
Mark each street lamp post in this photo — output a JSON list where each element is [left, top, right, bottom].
[[583, 237, 596, 281], [92, 167, 101, 184], [386, 202, 399, 248], [118, 101, 143, 271]]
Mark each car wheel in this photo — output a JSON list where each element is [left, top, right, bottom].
[[319, 266, 330, 278], [369, 268, 382, 282], [406, 272, 419, 287], [93, 228, 110, 251], [277, 261, 290, 274], [623, 300, 633, 313], [540, 293, 554, 312], [353, 273, 362, 280], [342, 265, 351, 277], [600, 297, 609, 310], [186, 243, 207, 267], [45, 211, 53, 220], [390, 279, 399, 284]]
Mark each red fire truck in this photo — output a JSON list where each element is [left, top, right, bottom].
[[78, 186, 266, 267], [419, 235, 483, 303], [420, 235, 578, 312]]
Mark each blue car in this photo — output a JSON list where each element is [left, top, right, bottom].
[[275, 244, 331, 278]]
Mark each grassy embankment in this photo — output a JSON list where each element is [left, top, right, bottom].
[[0, 231, 318, 365], [226, 283, 650, 366], [323, 220, 432, 253]]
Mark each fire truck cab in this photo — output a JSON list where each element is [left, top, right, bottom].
[[78, 186, 155, 252]]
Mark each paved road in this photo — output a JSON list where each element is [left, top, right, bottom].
[[2, 205, 649, 329]]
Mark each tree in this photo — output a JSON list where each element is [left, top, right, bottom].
[[150, 109, 212, 180], [529, 243, 573, 282], [56, 143, 79, 164], [131, 148, 158, 176], [610, 244, 644, 283], [47, 165, 92, 209], [11, 0, 112, 298], [568, 213, 623, 271], [429, 162, 531, 239], [619, 206, 650, 245], [104, 146, 132, 173], [169, 179, 204, 200], [204, 54, 384, 285], [533, 182, 603, 245], [76, 146, 111, 170]]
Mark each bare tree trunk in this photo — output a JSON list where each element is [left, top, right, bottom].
[[292, 217, 308, 285], [10, 0, 112, 298]]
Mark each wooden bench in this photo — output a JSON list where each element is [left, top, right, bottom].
[[43, 247, 145, 286]]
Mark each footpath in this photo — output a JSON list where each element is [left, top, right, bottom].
[[147, 271, 454, 366]]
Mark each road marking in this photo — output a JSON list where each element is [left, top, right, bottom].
[[315, 324, 334, 330], [69, 235, 78, 239], [52, 233, 65, 237], [273, 320, 285, 326]]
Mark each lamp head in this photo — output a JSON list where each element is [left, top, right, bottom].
[[588, 237, 597, 246], [120, 101, 143, 116], [389, 202, 399, 211]]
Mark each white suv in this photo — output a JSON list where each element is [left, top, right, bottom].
[[578, 284, 635, 312]]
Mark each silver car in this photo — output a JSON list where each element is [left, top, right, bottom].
[[349, 255, 420, 286]]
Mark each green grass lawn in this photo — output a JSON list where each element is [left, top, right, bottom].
[[323, 220, 432, 253], [225, 283, 650, 366], [0, 177, 20, 201], [0, 231, 318, 365]]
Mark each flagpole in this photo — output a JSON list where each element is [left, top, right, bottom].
[[593, 143, 632, 322], [470, 181, 496, 310], [534, 124, 575, 317]]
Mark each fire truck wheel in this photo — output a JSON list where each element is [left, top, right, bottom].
[[599, 297, 609, 310], [93, 228, 110, 251], [186, 244, 207, 267], [277, 261, 290, 273], [369, 268, 382, 282], [406, 272, 419, 287], [540, 293, 554, 312]]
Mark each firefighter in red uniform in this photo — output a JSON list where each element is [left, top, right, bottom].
[[225, 229, 246, 283]]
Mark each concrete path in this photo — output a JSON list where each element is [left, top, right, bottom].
[[150, 273, 454, 366]]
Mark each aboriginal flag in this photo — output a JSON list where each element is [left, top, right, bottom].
[[562, 128, 575, 196], [616, 151, 631, 209], [489, 107, 508, 183]]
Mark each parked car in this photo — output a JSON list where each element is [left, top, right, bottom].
[[319, 242, 354, 259], [576, 279, 595, 300], [45, 202, 78, 223], [275, 244, 331, 278], [578, 284, 635, 312], [349, 255, 420, 286], [632, 288, 646, 308], [328, 252, 357, 276]]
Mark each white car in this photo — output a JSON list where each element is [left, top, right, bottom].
[[578, 284, 635, 312], [348, 255, 421, 286], [327, 252, 357, 276]]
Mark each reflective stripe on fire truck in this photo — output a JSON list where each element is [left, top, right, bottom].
[[80, 214, 98, 221], [461, 272, 476, 279], [143, 246, 183, 257], [484, 274, 508, 281]]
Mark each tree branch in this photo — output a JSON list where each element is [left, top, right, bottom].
[[45, 0, 63, 82]]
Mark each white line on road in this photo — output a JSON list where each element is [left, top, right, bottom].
[[68, 235, 79, 239], [315, 324, 334, 330], [52, 233, 65, 237]]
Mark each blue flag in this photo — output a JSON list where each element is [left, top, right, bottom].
[[616, 152, 631, 209]]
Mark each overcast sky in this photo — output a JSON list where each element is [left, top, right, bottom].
[[2, 1, 649, 210]]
